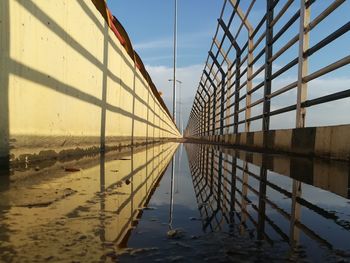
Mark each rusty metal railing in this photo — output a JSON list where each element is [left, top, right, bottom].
[[185, 0, 350, 137]]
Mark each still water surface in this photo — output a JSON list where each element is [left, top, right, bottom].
[[0, 142, 350, 262]]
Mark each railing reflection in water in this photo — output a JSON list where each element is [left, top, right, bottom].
[[186, 143, 350, 254]]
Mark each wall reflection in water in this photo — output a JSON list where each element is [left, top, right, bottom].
[[0, 142, 178, 262], [186, 144, 350, 255], [97, 143, 179, 248]]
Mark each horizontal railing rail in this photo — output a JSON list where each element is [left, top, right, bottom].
[[185, 0, 350, 138]]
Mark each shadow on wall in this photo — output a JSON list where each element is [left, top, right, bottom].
[[16, 0, 177, 137], [0, 0, 10, 188], [0, 0, 178, 180], [0, 0, 178, 167]]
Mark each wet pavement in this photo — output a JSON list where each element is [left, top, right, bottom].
[[1, 142, 350, 262]]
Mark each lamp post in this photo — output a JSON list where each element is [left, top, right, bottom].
[[168, 79, 182, 133], [169, 0, 178, 231], [172, 0, 178, 122], [178, 81, 183, 135]]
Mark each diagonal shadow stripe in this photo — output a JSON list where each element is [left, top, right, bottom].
[[15, 0, 175, 130], [9, 59, 178, 137]]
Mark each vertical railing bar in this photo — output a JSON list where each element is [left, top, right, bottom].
[[296, 0, 310, 129], [245, 27, 254, 132], [262, 0, 274, 137], [234, 53, 241, 134], [290, 0, 310, 247]]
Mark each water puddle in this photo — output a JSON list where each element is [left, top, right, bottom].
[[1, 142, 350, 262]]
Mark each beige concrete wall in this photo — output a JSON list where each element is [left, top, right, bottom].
[[315, 125, 350, 160], [191, 124, 350, 161], [0, 0, 179, 163]]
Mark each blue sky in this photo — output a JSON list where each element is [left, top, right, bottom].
[[109, 0, 223, 67], [108, 1, 350, 130]]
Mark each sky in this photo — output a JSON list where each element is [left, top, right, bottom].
[[109, 0, 222, 67], [108, 0, 223, 131], [108, 1, 350, 131]]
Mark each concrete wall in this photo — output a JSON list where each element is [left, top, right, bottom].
[[0, 0, 180, 163], [190, 124, 350, 161]]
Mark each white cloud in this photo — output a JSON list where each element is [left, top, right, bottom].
[[146, 64, 203, 128], [134, 31, 212, 51], [141, 55, 173, 62], [134, 39, 172, 50]]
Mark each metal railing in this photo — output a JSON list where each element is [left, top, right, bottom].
[[185, 0, 350, 137]]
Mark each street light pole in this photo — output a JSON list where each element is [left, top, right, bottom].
[[168, 79, 182, 132], [179, 81, 183, 136], [172, 0, 178, 122], [169, 1, 178, 230]]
